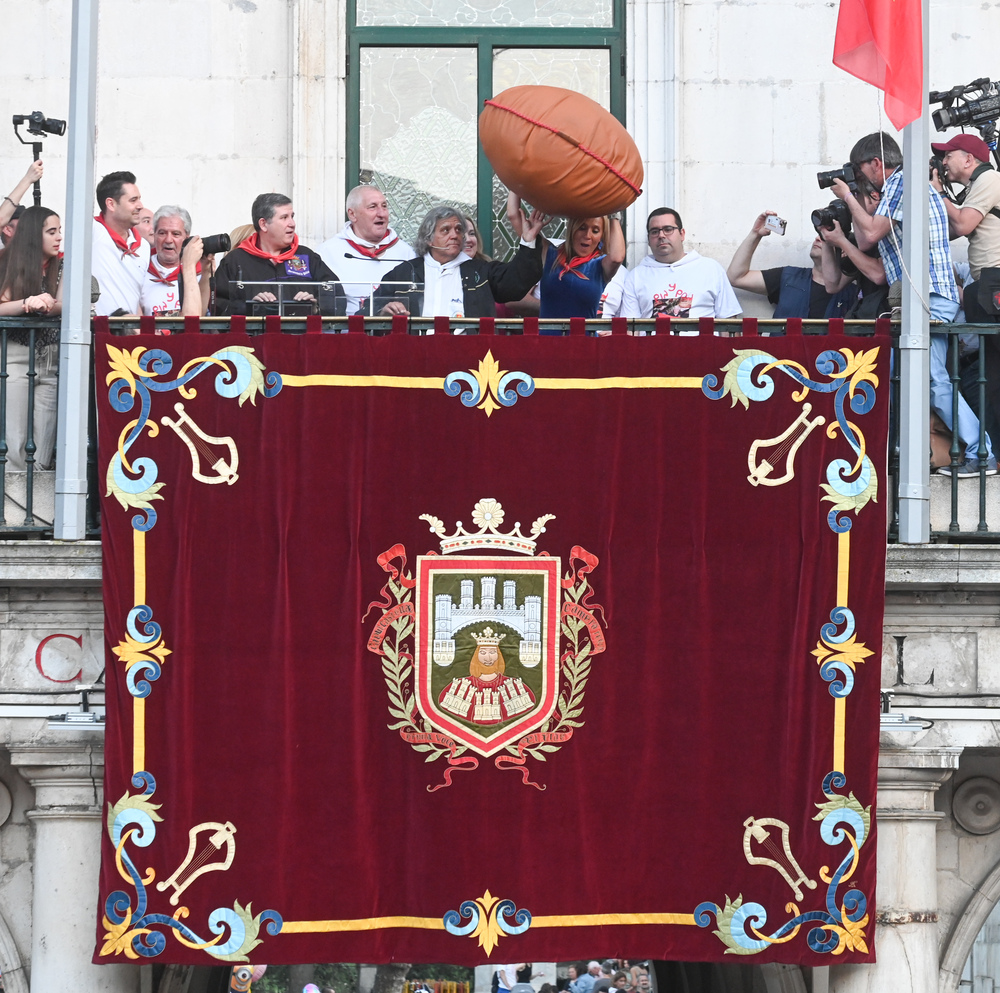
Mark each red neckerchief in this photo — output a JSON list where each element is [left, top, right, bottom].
[[237, 233, 300, 263], [94, 214, 142, 258], [555, 247, 602, 280], [345, 234, 399, 259], [147, 255, 201, 285]]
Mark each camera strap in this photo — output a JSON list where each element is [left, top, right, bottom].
[[968, 163, 1000, 221]]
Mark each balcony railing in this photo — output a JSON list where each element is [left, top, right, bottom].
[[6, 314, 1000, 542]]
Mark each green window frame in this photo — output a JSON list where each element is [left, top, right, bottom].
[[346, 0, 626, 257]]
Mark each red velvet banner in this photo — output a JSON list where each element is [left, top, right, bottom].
[[96, 331, 888, 967]]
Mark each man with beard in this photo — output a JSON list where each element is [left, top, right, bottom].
[[92, 170, 150, 316]]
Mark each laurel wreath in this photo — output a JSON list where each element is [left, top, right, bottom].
[[379, 569, 469, 764]]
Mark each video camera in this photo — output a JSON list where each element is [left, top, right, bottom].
[[11, 110, 66, 207], [12, 111, 66, 138], [929, 78, 1000, 137]]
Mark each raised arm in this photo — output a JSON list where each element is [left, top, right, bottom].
[[726, 212, 774, 293], [601, 216, 626, 281], [0, 160, 43, 230]]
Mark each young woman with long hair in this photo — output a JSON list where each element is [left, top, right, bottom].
[[0, 205, 62, 470]]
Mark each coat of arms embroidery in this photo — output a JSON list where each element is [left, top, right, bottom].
[[366, 498, 606, 790]]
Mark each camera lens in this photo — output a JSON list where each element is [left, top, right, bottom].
[[202, 233, 232, 255]]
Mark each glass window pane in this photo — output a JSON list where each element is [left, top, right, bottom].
[[359, 47, 478, 247], [490, 48, 611, 260], [357, 0, 612, 29]]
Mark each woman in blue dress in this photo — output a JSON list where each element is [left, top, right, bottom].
[[509, 195, 625, 327]]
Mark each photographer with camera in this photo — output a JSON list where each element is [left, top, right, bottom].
[[834, 131, 994, 476], [815, 182, 889, 319], [140, 205, 216, 319], [931, 134, 1000, 323], [727, 210, 857, 322]]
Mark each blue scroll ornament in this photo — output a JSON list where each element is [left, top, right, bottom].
[[702, 347, 880, 533], [695, 775, 871, 956], [105, 345, 280, 531], [102, 775, 282, 962]]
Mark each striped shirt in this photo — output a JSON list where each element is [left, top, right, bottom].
[[875, 167, 958, 302]]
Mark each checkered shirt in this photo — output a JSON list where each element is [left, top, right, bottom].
[[875, 166, 958, 302]]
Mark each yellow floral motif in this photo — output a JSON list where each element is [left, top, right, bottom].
[[811, 634, 873, 672], [828, 347, 880, 399], [469, 350, 505, 417], [828, 910, 869, 955], [113, 634, 172, 671], [100, 910, 153, 959], [469, 889, 506, 955], [105, 345, 155, 395]]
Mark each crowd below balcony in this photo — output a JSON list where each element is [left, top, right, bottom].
[[0, 124, 999, 479]]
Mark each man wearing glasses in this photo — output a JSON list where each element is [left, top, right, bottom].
[[620, 207, 741, 328]]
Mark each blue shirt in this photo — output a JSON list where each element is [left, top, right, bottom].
[[539, 245, 609, 322], [875, 167, 958, 302]]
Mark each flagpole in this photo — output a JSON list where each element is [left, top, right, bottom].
[[897, 0, 931, 543], [54, 0, 98, 539]]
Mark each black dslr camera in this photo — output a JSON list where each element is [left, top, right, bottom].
[[817, 163, 856, 190], [12, 110, 67, 207], [12, 111, 66, 138], [182, 233, 232, 256], [811, 200, 853, 235]]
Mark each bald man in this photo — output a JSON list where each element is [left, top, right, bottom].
[[317, 185, 416, 315]]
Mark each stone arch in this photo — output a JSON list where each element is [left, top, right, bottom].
[[0, 906, 28, 993], [940, 853, 1000, 993]]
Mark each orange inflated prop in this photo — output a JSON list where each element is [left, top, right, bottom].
[[480, 85, 643, 217]]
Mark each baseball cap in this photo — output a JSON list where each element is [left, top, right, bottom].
[[931, 134, 991, 162]]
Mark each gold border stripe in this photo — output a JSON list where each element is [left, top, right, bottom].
[[133, 528, 147, 774], [279, 374, 704, 391], [833, 697, 846, 773], [134, 697, 145, 774], [281, 375, 443, 389], [833, 530, 850, 773], [281, 916, 444, 933], [532, 913, 697, 927], [134, 529, 146, 605], [533, 377, 704, 389], [837, 531, 850, 606], [280, 912, 696, 934]]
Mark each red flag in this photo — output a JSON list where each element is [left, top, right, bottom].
[[833, 0, 923, 130]]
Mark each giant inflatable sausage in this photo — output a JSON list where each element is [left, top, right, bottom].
[[479, 85, 644, 217]]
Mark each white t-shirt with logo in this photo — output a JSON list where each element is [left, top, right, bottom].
[[620, 251, 742, 329]]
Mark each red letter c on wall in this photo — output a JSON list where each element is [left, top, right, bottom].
[[35, 633, 83, 683]]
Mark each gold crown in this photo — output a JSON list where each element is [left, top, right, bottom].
[[471, 627, 505, 646], [420, 498, 554, 556]]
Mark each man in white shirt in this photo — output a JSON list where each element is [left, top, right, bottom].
[[621, 207, 741, 329], [140, 205, 213, 318], [317, 185, 416, 315], [92, 171, 150, 317]]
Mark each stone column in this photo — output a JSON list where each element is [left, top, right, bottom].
[[11, 739, 139, 993], [829, 745, 961, 993]]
